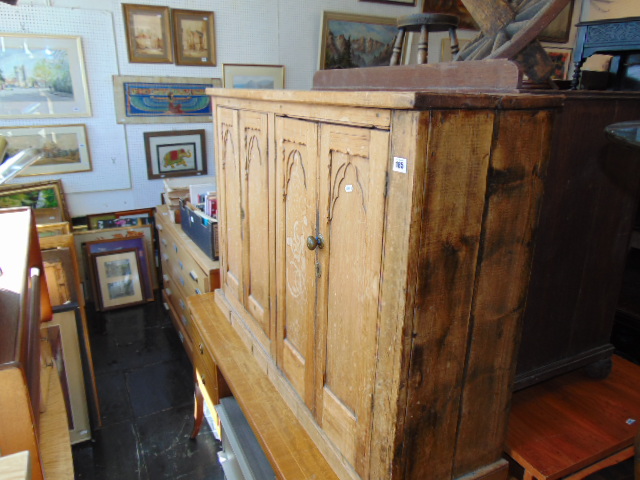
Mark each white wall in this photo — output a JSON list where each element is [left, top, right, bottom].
[[581, 0, 640, 21]]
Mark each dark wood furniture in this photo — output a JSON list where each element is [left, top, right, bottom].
[[572, 17, 640, 89], [514, 91, 640, 389], [506, 355, 640, 480]]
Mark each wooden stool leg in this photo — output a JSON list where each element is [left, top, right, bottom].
[[417, 24, 428, 64], [190, 377, 204, 439], [390, 28, 405, 66], [449, 28, 459, 59]]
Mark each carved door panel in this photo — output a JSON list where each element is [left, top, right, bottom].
[[315, 124, 389, 477], [217, 107, 243, 303], [275, 117, 319, 410], [239, 111, 272, 350]]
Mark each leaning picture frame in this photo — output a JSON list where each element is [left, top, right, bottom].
[[222, 64, 285, 89], [172, 9, 216, 66], [0, 179, 70, 225], [144, 129, 207, 179], [546, 47, 573, 80], [112, 75, 221, 124], [0, 124, 92, 177], [319, 12, 398, 70], [539, 0, 575, 43], [122, 4, 173, 64], [91, 248, 145, 311], [0, 34, 91, 118]]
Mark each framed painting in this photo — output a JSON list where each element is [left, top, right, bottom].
[[222, 64, 285, 89], [0, 179, 70, 225], [539, 0, 575, 43], [0, 124, 92, 177], [359, 0, 415, 4], [122, 4, 173, 64], [172, 9, 216, 66], [112, 75, 221, 124], [91, 248, 145, 310], [0, 34, 91, 118], [319, 12, 398, 70], [144, 129, 206, 180], [546, 47, 572, 80], [422, 1, 478, 30]]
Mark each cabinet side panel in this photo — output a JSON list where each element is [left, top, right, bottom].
[[453, 109, 553, 476], [217, 107, 243, 302], [403, 110, 494, 480], [239, 110, 272, 351]]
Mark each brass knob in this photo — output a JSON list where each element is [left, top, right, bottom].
[[199, 343, 204, 355], [306, 234, 325, 250], [201, 375, 206, 385]]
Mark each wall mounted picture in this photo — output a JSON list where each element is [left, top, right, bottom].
[[0, 34, 91, 118], [122, 4, 173, 64], [360, 0, 415, 5], [172, 9, 216, 66], [91, 248, 145, 310], [112, 75, 220, 124], [144, 129, 206, 179], [0, 124, 92, 177], [546, 47, 572, 80], [222, 64, 285, 89], [539, 0, 575, 43], [0, 179, 70, 225], [319, 12, 398, 70]]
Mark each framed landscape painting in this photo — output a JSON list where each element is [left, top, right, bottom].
[[112, 75, 220, 124], [172, 9, 216, 66], [0, 34, 91, 118], [144, 129, 207, 179], [122, 4, 173, 64], [0, 124, 92, 176], [0, 179, 70, 225], [222, 64, 285, 89], [319, 12, 398, 70]]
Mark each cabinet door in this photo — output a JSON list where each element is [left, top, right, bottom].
[[217, 107, 243, 303], [315, 124, 389, 476], [239, 111, 272, 350], [275, 117, 318, 410]]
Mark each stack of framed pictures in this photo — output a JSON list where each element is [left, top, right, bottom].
[[85, 234, 154, 311]]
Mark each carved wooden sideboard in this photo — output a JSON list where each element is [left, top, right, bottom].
[[207, 88, 561, 480]]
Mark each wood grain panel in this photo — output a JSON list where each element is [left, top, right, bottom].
[[240, 110, 271, 350], [217, 107, 243, 302], [275, 116, 318, 410], [316, 124, 388, 477]]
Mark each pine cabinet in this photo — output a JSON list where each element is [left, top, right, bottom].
[[211, 88, 560, 480]]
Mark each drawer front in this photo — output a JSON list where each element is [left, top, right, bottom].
[[173, 252, 211, 295], [161, 289, 193, 361], [164, 271, 194, 341], [191, 324, 219, 402]]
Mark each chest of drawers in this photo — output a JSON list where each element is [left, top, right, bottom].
[[155, 205, 220, 359]]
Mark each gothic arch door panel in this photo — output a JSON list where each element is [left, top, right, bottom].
[[217, 107, 243, 303], [315, 123, 389, 477], [239, 111, 272, 350], [275, 116, 318, 410]]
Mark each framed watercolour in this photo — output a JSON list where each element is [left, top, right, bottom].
[[91, 248, 145, 310], [122, 4, 173, 64], [359, 0, 415, 5], [539, 0, 575, 43], [0, 34, 91, 118], [144, 129, 206, 179], [222, 64, 285, 89], [546, 47, 572, 80], [112, 75, 221, 124], [172, 9, 216, 66], [0, 179, 70, 225], [319, 12, 398, 70], [0, 124, 92, 177]]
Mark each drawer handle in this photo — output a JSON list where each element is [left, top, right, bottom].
[[161, 238, 167, 246], [162, 302, 169, 311], [189, 270, 198, 282], [199, 343, 204, 355], [163, 274, 170, 283], [195, 288, 202, 295], [174, 244, 179, 253], [166, 288, 172, 296], [162, 253, 169, 262], [179, 299, 186, 310], [178, 331, 184, 342], [157, 224, 163, 231], [201, 375, 206, 385], [181, 315, 188, 326], [180, 276, 185, 286], [179, 261, 184, 270]]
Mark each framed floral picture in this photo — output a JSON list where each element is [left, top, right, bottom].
[[0, 124, 92, 177], [122, 4, 173, 64], [144, 129, 207, 179], [546, 47, 573, 80], [172, 9, 216, 66], [319, 12, 398, 70], [0, 34, 91, 118]]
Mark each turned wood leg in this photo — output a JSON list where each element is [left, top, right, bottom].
[[190, 377, 204, 439], [390, 28, 405, 66], [449, 28, 459, 59], [417, 25, 428, 64], [571, 59, 584, 90]]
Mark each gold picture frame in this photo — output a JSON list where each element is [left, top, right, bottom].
[[122, 4, 173, 64], [172, 9, 216, 66], [0, 179, 70, 225], [222, 64, 285, 89]]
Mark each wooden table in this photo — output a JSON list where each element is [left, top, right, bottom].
[[505, 356, 640, 480]]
